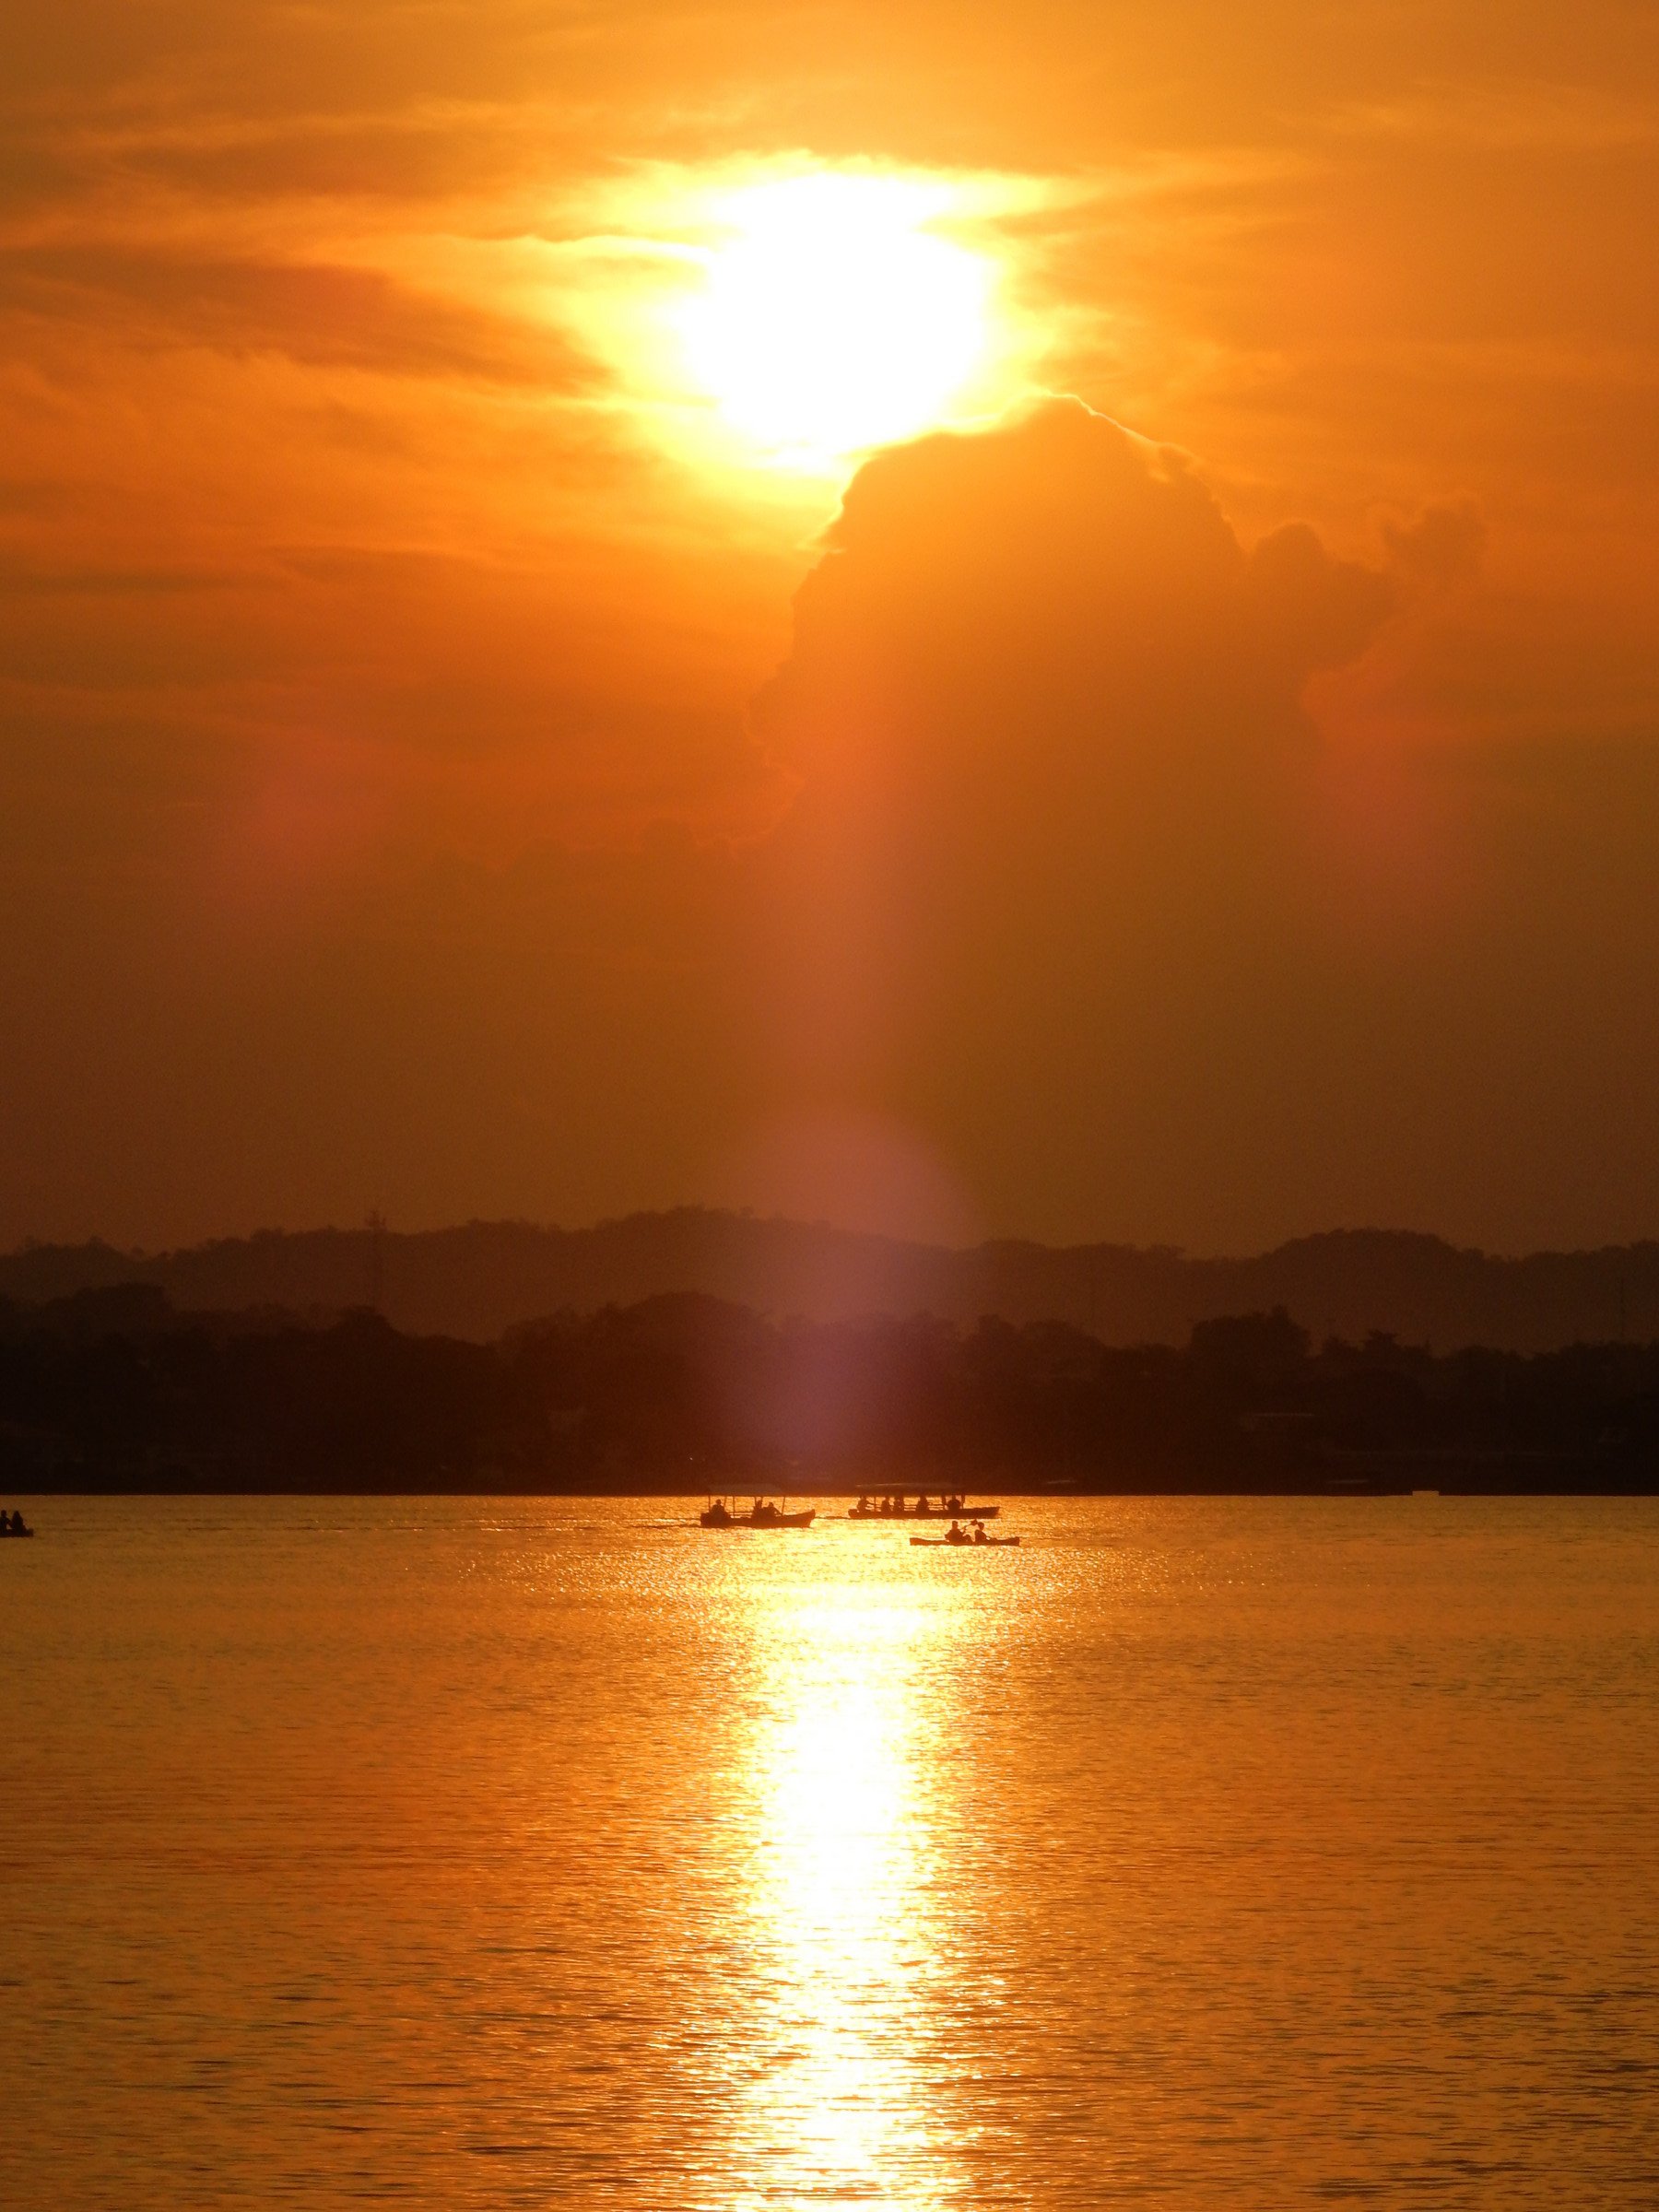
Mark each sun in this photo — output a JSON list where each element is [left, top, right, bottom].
[[674, 171, 996, 468], [538, 159, 1049, 492]]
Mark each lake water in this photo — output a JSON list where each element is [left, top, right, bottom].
[[4, 1496, 1658, 2208]]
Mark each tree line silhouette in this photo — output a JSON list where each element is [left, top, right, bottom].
[[4, 1286, 1659, 1492], [6, 1213, 1657, 1352]]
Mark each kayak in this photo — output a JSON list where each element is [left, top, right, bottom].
[[911, 1535, 1019, 1547]]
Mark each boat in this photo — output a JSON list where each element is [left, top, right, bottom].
[[0, 1516, 34, 1539], [911, 1533, 1019, 1547], [847, 1499, 999, 1521], [700, 1497, 815, 1530]]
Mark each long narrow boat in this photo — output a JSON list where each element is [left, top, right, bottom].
[[847, 1502, 999, 1522], [700, 1497, 815, 1530]]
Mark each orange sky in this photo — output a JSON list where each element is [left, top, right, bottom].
[[3, 2, 1657, 1254]]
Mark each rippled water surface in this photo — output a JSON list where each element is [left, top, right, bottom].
[[5, 1495, 1659, 2208]]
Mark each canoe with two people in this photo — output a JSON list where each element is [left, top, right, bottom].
[[911, 1520, 1019, 1547]]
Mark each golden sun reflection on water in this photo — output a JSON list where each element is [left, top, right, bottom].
[[11, 1503, 1659, 2210], [728, 1589, 965, 2209]]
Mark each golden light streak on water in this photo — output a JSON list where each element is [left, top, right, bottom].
[[726, 1588, 964, 2208]]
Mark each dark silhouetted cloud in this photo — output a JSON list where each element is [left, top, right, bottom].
[[731, 402, 1659, 1251]]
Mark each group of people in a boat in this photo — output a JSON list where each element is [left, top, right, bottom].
[[0, 1509, 32, 1537], [703, 1498, 790, 1527], [855, 1492, 971, 1517]]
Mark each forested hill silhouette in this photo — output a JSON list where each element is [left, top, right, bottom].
[[1, 1212, 1655, 1353]]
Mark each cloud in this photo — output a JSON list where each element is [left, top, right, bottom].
[[729, 399, 1659, 1251], [1381, 499, 1485, 588], [0, 244, 591, 387], [759, 399, 1393, 776], [1331, 83, 1659, 155], [735, 405, 1398, 1198], [751, 398, 1395, 960]]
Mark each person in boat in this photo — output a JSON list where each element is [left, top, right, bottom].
[[914, 1493, 930, 1516], [971, 1521, 989, 1543], [706, 1499, 732, 1526], [855, 1494, 870, 1515], [946, 1520, 970, 1544]]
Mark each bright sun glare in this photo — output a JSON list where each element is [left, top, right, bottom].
[[674, 172, 995, 468]]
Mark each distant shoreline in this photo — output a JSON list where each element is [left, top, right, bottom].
[[8, 1289, 1659, 1500], [14, 1475, 1659, 1500]]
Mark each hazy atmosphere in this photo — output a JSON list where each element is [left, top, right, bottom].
[[6, 3, 1658, 1255], [9, 12, 1659, 2212]]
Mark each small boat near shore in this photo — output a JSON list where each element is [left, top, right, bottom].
[[700, 1497, 815, 1530], [0, 1513, 34, 1539]]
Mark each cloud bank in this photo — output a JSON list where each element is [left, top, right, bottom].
[[735, 403, 1659, 1252]]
